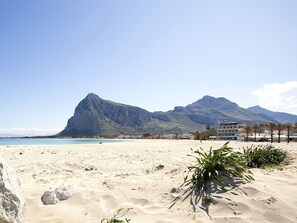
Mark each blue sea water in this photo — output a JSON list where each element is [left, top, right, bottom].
[[0, 138, 121, 146]]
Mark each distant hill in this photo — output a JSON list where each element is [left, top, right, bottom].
[[58, 93, 288, 137], [248, 105, 297, 124], [183, 96, 276, 125]]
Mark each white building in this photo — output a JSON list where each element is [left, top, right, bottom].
[[217, 122, 245, 140]]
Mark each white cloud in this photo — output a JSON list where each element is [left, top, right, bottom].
[[0, 128, 62, 137], [252, 81, 297, 112]]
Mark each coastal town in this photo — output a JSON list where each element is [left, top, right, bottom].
[[118, 122, 297, 142]]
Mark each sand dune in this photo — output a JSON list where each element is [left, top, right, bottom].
[[1, 140, 297, 222]]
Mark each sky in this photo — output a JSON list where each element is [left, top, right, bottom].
[[1, 1, 297, 136]]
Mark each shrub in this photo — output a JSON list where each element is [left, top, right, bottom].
[[244, 144, 288, 168], [175, 142, 254, 206], [101, 208, 132, 223]]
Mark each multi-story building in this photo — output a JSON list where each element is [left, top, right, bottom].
[[217, 122, 245, 140]]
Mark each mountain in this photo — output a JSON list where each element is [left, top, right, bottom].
[[59, 93, 152, 136], [248, 105, 297, 124], [183, 96, 276, 125], [58, 94, 280, 137]]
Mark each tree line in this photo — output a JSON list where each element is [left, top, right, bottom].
[[244, 122, 297, 143]]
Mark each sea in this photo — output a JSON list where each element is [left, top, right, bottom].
[[0, 138, 121, 146]]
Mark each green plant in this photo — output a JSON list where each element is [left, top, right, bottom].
[[101, 208, 132, 223], [244, 144, 288, 168], [174, 142, 254, 207]]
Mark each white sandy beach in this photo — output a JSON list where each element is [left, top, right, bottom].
[[1, 139, 297, 223]]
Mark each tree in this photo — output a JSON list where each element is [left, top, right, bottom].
[[276, 123, 283, 143], [284, 123, 292, 143], [208, 128, 217, 137], [268, 123, 276, 143], [193, 131, 201, 140], [206, 124, 211, 132], [143, 133, 151, 138], [193, 127, 217, 141], [294, 123, 297, 142], [252, 124, 260, 141], [174, 133, 182, 140], [244, 124, 252, 142]]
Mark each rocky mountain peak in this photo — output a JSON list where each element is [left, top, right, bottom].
[[186, 95, 238, 110], [85, 92, 100, 100], [59, 93, 153, 136], [58, 93, 296, 137]]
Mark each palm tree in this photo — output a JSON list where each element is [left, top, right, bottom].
[[206, 124, 211, 132], [267, 123, 276, 143], [276, 123, 283, 143], [244, 124, 252, 142], [284, 123, 292, 143], [252, 124, 260, 141]]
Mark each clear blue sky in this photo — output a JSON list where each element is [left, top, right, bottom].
[[1, 1, 297, 136]]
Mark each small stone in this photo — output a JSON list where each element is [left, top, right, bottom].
[[41, 185, 73, 205], [41, 191, 59, 205], [170, 187, 181, 193], [55, 185, 73, 201], [85, 166, 94, 171]]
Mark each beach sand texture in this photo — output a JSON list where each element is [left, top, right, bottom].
[[1, 140, 297, 223]]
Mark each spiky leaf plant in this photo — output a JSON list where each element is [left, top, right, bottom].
[[177, 142, 254, 206], [101, 208, 132, 223], [244, 144, 288, 168]]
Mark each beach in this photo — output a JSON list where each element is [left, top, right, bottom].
[[1, 139, 297, 223]]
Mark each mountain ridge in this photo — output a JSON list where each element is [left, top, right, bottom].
[[248, 105, 297, 124], [58, 93, 296, 137]]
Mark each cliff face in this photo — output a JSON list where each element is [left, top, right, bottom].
[[59, 93, 153, 136], [59, 93, 287, 137]]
